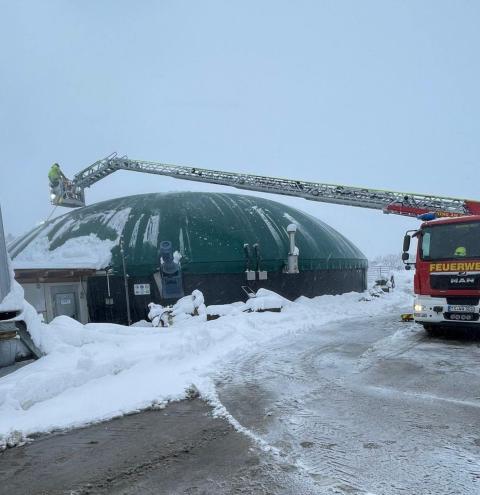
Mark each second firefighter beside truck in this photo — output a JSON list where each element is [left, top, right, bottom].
[[454, 246, 467, 257]]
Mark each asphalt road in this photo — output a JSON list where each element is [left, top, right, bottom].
[[0, 398, 319, 495], [217, 315, 480, 494], [1, 314, 480, 494]]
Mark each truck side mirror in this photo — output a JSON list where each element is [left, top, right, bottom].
[[402, 252, 409, 261], [403, 234, 411, 252]]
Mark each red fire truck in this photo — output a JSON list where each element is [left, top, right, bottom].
[[403, 215, 480, 334]]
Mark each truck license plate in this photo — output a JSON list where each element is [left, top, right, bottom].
[[448, 305, 476, 313]]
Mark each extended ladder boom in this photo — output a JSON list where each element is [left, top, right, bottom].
[[50, 153, 480, 218]]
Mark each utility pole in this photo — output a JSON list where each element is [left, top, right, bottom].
[[120, 238, 131, 326]]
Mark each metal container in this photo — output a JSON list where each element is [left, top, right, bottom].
[[0, 339, 17, 367]]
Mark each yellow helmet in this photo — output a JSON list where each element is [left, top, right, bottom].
[[455, 246, 467, 257]]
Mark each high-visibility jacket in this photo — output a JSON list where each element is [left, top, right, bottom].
[[48, 165, 61, 184], [454, 246, 467, 257]]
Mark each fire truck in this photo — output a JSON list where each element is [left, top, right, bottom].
[[48, 154, 480, 333], [402, 215, 480, 334]]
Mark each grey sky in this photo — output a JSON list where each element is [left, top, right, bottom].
[[1, 1, 478, 258]]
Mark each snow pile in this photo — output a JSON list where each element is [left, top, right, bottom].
[[0, 271, 413, 449], [147, 290, 207, 327], [207, 289, 288, 316], [13, 234, 116, 270], [171, 290, 207, 322], [206, 302, 246, 317], [244, 288, 288, 312], [0, 280, 24, 315], [0, 256, 24, 314], [147, 303, 170, 328], [131, 320, 152, 328]]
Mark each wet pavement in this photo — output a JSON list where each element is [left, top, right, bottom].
[[217, 315, 480, 494], [1, 314, 480, 494], [0, 398, 317, 495]]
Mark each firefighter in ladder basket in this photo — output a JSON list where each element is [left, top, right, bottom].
[[48, 163, 70, 202]]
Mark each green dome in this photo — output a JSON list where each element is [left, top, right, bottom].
[[10, 192, 367, 275]]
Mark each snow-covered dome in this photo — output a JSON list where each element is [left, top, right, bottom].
[[9, 192, 367, 275]]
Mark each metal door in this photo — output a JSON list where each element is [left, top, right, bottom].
[[54, 292, 77, 319]]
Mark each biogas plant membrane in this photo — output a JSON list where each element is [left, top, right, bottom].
[[9, 192, 368, 325]]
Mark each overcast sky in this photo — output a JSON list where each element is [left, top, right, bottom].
[[0, 1, 479, 258]]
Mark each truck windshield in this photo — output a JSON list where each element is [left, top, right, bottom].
[[421, 221, 480, 261]]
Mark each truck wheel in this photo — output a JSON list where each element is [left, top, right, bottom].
[[423, 324, 442, 337]]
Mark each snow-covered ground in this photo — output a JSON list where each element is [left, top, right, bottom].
[[215, 300, 480, 494], [0, 271, 413, 449], [0, 262, 24, 315]]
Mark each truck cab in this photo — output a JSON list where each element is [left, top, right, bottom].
[[403, 215, 480, 333]]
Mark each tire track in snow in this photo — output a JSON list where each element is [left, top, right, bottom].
[[198, 377, 371, 495], [212, 329, 387, 494], [356, 324, 425, 371], [214, 313, 480, 494]]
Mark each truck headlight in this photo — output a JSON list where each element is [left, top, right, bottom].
[[414, 304, 424, 312]]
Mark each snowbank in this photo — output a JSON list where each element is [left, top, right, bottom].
[[12, 234, 115, 270], [206, 302, 246, 317], [0, 258, 24, 314], [147, 303, 170, 327], [244, 288, 288, 312], [170, 290, 207, 322], [0, 271, 414, 449]]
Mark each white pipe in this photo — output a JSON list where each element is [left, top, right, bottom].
[[286, 224, 299, 274]]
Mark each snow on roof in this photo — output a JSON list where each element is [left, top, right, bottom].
[[12, 234, 116, 270], [9, 192, 367, 275]]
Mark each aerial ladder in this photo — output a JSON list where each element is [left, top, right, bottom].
[[49, 153, 480, 219]]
